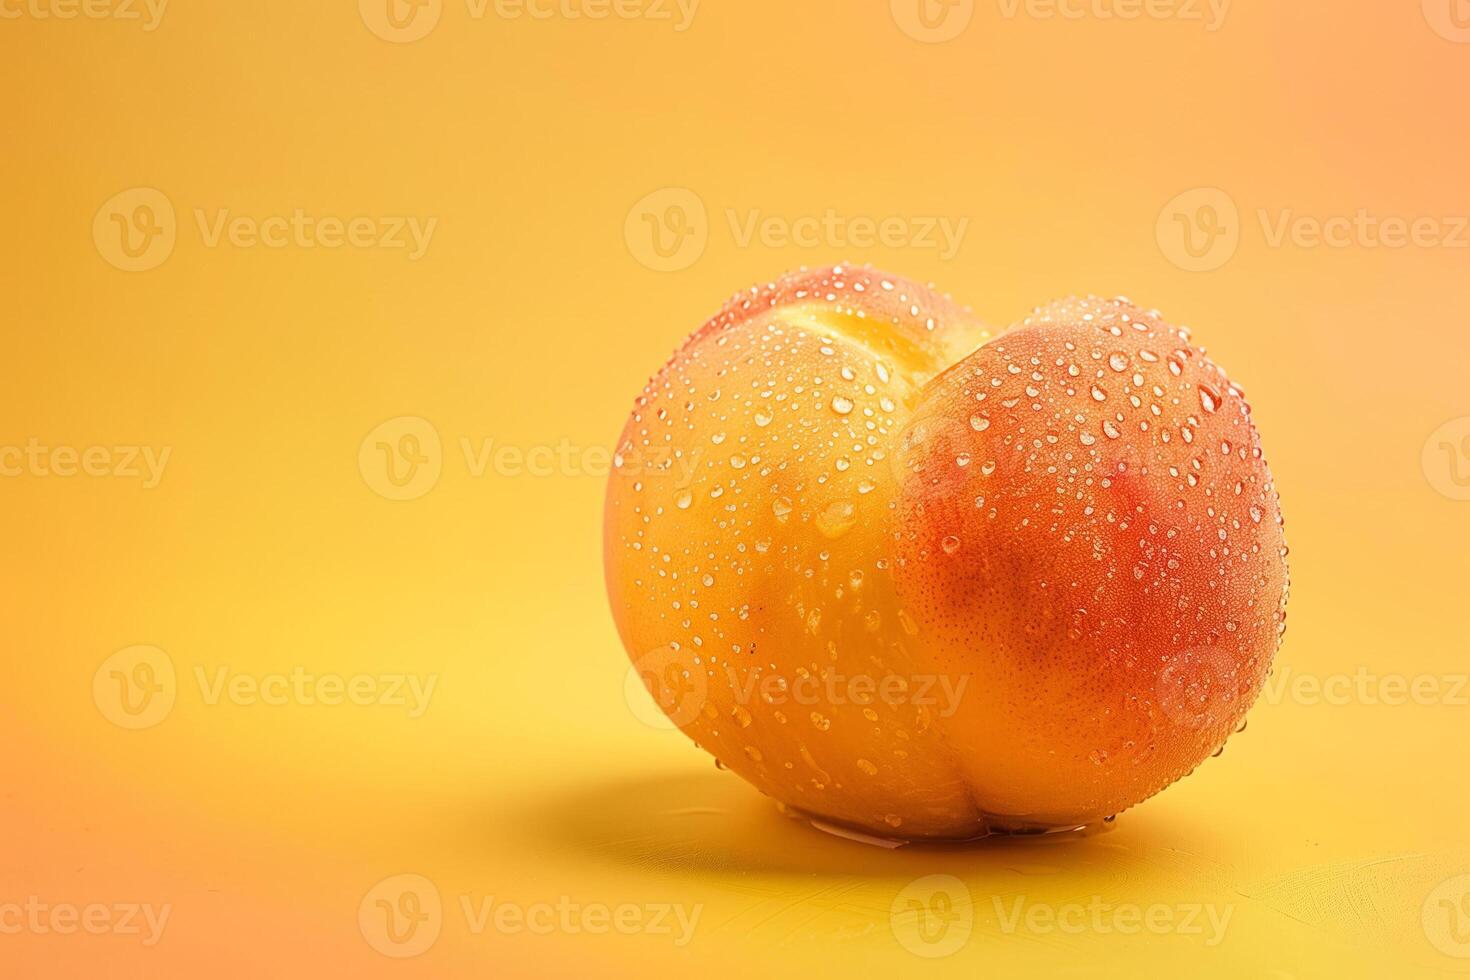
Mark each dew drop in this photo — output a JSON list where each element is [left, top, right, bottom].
[[1199, 384, 1220, 413]]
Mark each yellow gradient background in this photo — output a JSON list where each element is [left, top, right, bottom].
[[3, 1, 1469, 977]]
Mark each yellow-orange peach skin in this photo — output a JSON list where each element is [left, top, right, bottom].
[[604, 266, 1288, 840]]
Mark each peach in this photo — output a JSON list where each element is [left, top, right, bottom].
[[605, 266, 1288, 840]]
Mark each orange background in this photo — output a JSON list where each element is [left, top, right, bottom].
[[3, 1, 1469, 976]]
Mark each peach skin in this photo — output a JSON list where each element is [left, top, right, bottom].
[[605, 266, 1288, 841]]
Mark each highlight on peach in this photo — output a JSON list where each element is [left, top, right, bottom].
[[605, 265, 1289, 841]]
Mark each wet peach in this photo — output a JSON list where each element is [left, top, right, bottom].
[[605, 268, 1288, 840]]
